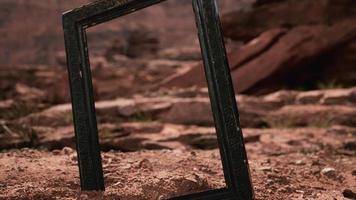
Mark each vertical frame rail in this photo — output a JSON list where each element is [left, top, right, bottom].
[[63, 17, 104, 191], [192, 0, 254, 198]]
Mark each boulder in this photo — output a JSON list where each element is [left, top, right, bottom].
[[161, 20, 356, 94], [266, 105, 356, 127], [160, 28, 287, 89], [221, 0, 356, 41], [0, 121, 38, 149], [18, 88, 356, 129]]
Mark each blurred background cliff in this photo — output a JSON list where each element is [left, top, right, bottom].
[[1, 0, 356, 103]]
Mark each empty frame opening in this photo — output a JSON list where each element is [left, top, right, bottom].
[[84, 0, 226, 199]]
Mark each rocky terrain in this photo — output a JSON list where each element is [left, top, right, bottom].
[[0, 0, 356, 199], [1, 76, 355, 199], [164, 0, 356, 94]]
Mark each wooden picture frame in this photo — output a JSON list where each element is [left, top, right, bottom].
[[62, 0, 254, 199]]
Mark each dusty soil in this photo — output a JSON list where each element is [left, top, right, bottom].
[[0, 149, 224, 200], [0, 125, 355, 200], [1, 85, 356, 199]]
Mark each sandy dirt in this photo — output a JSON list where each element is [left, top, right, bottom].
[[0, 126, 354, 200]]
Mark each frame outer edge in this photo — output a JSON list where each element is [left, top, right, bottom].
[[192, 0, 254, 199]]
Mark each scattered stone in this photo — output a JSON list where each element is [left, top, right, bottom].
[[62, 147, 74, 155], [51, 150, 61, 155], [264, 90, 298, 105], [294, 160, 305, 166], [14, 83, 46, 102], [321, 88, 356, 105], [70, 154, 77, 162], [343, 189, 356, 199], [138, 159, 153, 170], [78, 191, 104, 200], [258, 166, 272, 172], [343, 140, 356, 151], [321, 167, 337, 178], [296, 91, 324, 104], [157, 195, 165, 200]]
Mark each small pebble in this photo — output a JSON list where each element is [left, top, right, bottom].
[[321, 167, 337, 178], [17, 167, 24, 172], [70, 154, 77, 162], [343, 189, 356, 199], [311, 167, 320, 175], [122, 164, 131, 169], [79, 193, 89, 199], [52, 150, 61, 155], [157, 195, 165, 200], [266, 179, 274, 185], [258, 166, 272, 172], [295, 160, 305, 165], [62, 147, 74, 155]]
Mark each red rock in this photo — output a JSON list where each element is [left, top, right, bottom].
[[296, 91, 324, 105], [160, 21, 356, 94], [321, 87, 356, 105], [160, 28, 287, 90], [266, 105, 356, 127], [230, 21, 356, 94], [221, 0, 356, 41]]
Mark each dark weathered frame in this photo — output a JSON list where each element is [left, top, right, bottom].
[[63, 0, 254, 199]]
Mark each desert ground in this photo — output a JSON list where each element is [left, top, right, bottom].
[[0, 0, 355, 199]]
